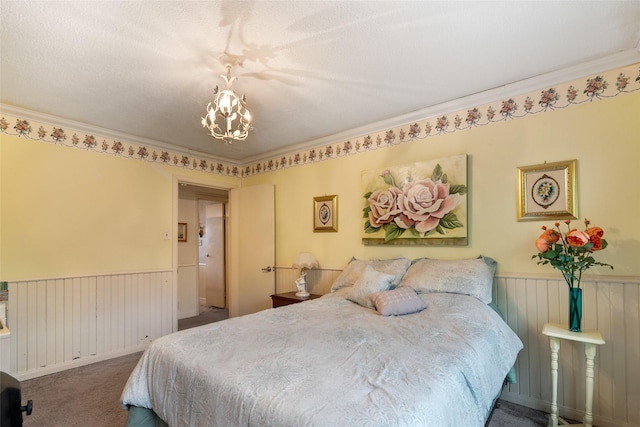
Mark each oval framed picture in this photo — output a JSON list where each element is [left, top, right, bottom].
[[313, 195, 338, 232]]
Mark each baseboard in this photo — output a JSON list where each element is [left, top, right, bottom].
[[13, 344, 150, 382], [178, 309, 198, 320], [499, 393, 639, 427]]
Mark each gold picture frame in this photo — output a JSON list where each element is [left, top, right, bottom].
[[177, 223, 188, 241], [517, 159, 577, 221], [313, 195, 338, 232]]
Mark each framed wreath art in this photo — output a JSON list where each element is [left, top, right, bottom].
[[517, 159, 577, 221]]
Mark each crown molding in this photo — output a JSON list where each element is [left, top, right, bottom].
[[2, 48, 639, 170], [0, 103, 243, 166], [244, 48, 640, 165]]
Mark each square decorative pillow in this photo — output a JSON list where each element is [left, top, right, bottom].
[[330, 257, 411, 292], [346, 265, 396, 309], [369, 287, 427, 316], [398, 256, 497, 304], [330, 258, 364, 292]]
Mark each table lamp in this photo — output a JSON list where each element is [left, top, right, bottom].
[[292, 252, 319, 298]]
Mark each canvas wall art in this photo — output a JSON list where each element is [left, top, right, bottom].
[[362, 154, 468, 245]]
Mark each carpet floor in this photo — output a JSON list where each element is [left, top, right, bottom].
[[178, 306, 229, 330], [19, 307, 550, 426]]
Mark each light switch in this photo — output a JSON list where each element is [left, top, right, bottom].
[[163, 231, 170, 240]]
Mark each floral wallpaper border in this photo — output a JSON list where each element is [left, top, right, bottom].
[[2, 64, 639, 178]]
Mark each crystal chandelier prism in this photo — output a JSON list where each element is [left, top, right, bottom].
[[201, 65, 252, 143]]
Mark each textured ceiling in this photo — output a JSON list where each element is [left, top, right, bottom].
[[1, 1, 639, 162]]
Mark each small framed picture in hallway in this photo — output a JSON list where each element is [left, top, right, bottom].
[[178, 223, 187, 241]]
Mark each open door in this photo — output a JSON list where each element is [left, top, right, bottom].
[[228, 184, 275, 317], [203, 202, 225, 308]]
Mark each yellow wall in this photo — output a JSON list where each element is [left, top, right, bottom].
[[245, 91, 640, 276], [0, 135, 239, 280], [1, 73, 638, 281]]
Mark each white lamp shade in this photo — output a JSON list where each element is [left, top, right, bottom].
[[292, 252, 319, 269]]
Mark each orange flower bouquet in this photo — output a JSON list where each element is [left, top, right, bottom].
[[532, 218, 613, 332], [532, 219, 613, 289]]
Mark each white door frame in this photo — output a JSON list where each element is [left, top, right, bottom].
[[172, 175, 237, 331]]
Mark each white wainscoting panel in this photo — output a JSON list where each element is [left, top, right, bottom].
[[495, 275, 640, 427], [5, 267, 638, 427], [5, 270, 174, 380]]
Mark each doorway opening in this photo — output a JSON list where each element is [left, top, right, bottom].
[[198, 200, 225, 310], [177, 182, 230, 327]]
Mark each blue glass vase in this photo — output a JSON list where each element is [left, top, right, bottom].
[[569, 287, 582, 332]]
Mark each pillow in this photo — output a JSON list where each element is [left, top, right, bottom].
[[330, 257, 411, 292], [346, 265, 396, 309], [369, 287, 427, 316], [398, 256, 496, 304]]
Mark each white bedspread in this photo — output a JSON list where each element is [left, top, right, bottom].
[[121, 291, 522, 426]]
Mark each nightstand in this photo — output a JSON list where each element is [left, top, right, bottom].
[[542, 323, 605, 427], [270, 292, 321, 308]]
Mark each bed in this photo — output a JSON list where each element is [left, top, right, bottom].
[[121, 256, 523, 427]]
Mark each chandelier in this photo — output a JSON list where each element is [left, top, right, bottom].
[[201, 65, 252, 143]]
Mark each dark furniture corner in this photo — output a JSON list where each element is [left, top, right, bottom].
[[270, 292, 321, 308]]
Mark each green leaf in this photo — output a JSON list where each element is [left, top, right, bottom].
[[363, 191, 372, 199], [364, 221, 379, 234], [441, 173, 448, 184], [362, 206, 371, 218], [364, 220, 381, 233], [384, 222, 405, 242], [435, 224, 445, 234], [593, 262, 614, 270], [449, 184, 467, 195], [439, 212, 463, 229], [431, 164, 443, 181]]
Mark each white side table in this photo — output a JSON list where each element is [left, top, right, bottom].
[[542, 323, 605, 427]]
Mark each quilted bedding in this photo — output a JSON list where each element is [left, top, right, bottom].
[[121, 289, 522, 426]]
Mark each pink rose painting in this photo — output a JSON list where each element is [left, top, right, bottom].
[[362, 155, 468, 244]]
